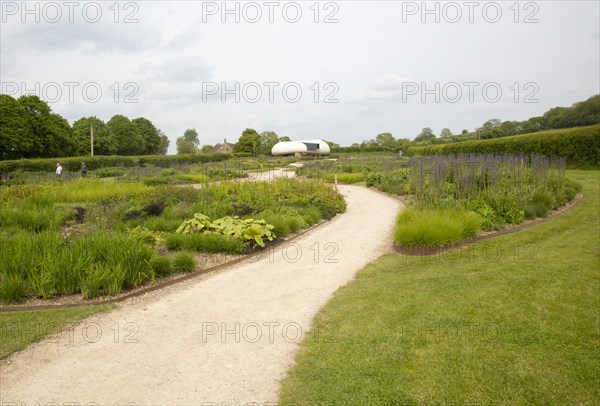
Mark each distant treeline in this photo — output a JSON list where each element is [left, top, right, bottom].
[[0, 94, 170, 160]]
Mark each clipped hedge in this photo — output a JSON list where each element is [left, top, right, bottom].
[[0, 153, 233, 173], [407, 125, 600, 166]]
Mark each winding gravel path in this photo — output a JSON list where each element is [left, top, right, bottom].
[[0, 184, 402, 405]]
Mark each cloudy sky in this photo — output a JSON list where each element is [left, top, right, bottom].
[[1, 1, 598, 153]]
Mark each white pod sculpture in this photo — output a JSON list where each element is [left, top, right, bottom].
[[271, 140, 331, 156]]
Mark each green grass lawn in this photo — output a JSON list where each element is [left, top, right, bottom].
[[0, 305, 113, 359], [280, 170, 600, 405]]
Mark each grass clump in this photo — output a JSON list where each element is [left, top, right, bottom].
[[172, 252, 197, 273], [149, 256, 172, 277], [183, 233, 246, 254], [0, 275, 29, 303], [395, 207, 481, 247]]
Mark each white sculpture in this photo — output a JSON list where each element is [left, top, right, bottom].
[[271, 139, 331, 156]]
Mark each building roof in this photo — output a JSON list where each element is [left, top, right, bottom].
[[211, 138, 234, 153]]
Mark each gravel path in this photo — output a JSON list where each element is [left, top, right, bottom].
[[0, 185, 402, 405]]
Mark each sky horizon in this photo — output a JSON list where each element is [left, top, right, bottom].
[[1, 1, 599, 154]]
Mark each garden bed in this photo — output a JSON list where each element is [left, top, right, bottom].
[[0, 175, 346, 305], [394, 192, 583, 256], [0, 218, 329, 312]]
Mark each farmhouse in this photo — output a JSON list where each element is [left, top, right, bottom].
[[211, 138, 235, 153]]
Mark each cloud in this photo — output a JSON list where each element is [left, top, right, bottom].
[[350, 73, 413, 103], [0, 1, 162, 54], [136, 58, 213, 83]]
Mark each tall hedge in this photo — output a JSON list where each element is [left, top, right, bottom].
[[407, 125, 600, 166], [0, 153, 233, 173]]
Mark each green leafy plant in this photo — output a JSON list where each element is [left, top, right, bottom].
[[175, 213, 275, 248], [127, 226, 164, 247], [211, 216, 275, 247], [465, 199, 498, 231], [365, 172, 384, 188], [175, 213, 212, 234]]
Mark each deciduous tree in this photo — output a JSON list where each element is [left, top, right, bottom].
[[107, 114, 144, 155], [133, 117, 161, 154], [0, 94, 34, 159], [234, 128, 261, 155]]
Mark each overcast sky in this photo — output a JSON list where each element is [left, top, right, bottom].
[[1, 0, 598, 153]]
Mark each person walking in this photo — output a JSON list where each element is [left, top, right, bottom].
[[81, 162, 88, 178], [56, 163, 63, 179]]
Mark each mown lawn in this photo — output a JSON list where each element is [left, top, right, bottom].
[[0, 305, 113, 359], [280, 170, 600, 405]]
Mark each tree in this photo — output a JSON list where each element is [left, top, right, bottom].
[[259, 130, 279, 155], [132, 117, 160, 155], [176, 128, 199, 154], [278, 136, 292, 142], [234, 128, 261, 155], [176, 139, 197, 154], [440, 128, 453, 138], [0, 94, 34, 159], [518, 117, 544, 134], [414, 127, 436, 142], [72, 116, 114, 156], [183, 128, 200, 147], [200, 144, 213, 153], [499, 121, 518, 137], [107, 115, 144, 155], [157, 130, 169, 155], [461, 129, 469, 134], [17, 95, 74, 158], [44, 113, 74, 157], [477, 119, 503, 139], [375, 132, 397, 148]]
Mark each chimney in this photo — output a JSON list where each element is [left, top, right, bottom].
[[224, 138, 227, 143]]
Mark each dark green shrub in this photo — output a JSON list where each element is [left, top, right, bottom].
[[172, 252, 197, 273], [142, 201, 166, 216]]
